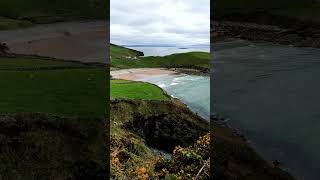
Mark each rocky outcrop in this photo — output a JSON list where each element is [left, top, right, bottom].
[[0, 42, 9, 55], [212, 21, 320, 48], [124, 112, 208, 152]]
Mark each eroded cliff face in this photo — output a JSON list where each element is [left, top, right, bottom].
[[110, 98, 295, 179], [110, 99, 209, 179]]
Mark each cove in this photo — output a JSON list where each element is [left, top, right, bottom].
[[213, 39, 320, 180]]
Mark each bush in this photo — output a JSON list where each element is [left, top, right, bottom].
[[155, 133, 210, 180]]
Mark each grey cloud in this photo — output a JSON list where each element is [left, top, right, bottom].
[[111, 0, 210, 46]]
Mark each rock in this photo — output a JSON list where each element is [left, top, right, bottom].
[[0, 42, 9, 55], [212, 21, 320, 48]]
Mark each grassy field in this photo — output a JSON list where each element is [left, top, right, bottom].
[[0, 0, 108, 30], [110, 44, 210, 71], [0, 56, 87, 69], [111, 44, 210, 71], [0, 55, 108, 179], [214, 0, 320, 24], [0, 56, 107, 118], [111, 80, 170, 101]]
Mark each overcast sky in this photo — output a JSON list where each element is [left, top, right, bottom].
[[110, 0, 210, 46]]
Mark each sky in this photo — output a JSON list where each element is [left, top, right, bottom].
[[110, 0, 210, 47]]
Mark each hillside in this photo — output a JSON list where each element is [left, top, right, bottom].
[[110, 44, 210, 72], [0, 0, 108, 30], [110, 44, 144, 59], [110, 79, 209, 178], [110, 99, 209, 179], [109, 78, 295, 179], [0, 55, 108, 179]]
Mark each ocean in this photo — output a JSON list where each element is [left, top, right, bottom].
[[213, 39, 320, 180], [141, 74, 210, 120]]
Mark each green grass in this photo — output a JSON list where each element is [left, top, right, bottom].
[[110, 44, 210, 71], [111, 80, 170, 101], [0, 56, 107, 118], [0, 16, 33, 30], [0, 0, 108, 29], [0, 56, 86, 69], [0, 56, 108, 179], [110, 44, 141, 60], [112, 51, 210, 71]]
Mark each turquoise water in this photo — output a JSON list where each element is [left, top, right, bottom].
[[141, 74, 210, 120]]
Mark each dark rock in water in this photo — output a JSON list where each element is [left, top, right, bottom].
[[211, 113, 229, 125], [0, 42, 9, 55]]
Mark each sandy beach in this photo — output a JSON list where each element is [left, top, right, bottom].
[[0, 21, 108, 63], [110, 68, 179, 81]]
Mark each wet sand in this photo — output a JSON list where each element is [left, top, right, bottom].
[[110, 68, 179, 81], [0, 21, 108, 63]]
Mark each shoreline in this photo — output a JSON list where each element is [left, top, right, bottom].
[[212, 37, 320, 179], [110, 68, 210, 120], [110, 68, 179, 81], [212, 21, 320, 48], [0, 21, 108, 63], [110, 68, 208, 81]]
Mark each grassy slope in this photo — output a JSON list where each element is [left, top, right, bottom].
[[110, 45, 210, 71], [111, 80, 170, 101], [0, 68, 107, 118], [214, 0, 320, 25], [110, 99, 209, 179], [110, 44, 142, 59], [0, 56, 87, 69], [0, 57, 107, 118], [110, 44, 210, 178], [0, 56, 108, 179], [0, 0, 108, 30], [0, 113, 107, 180]]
